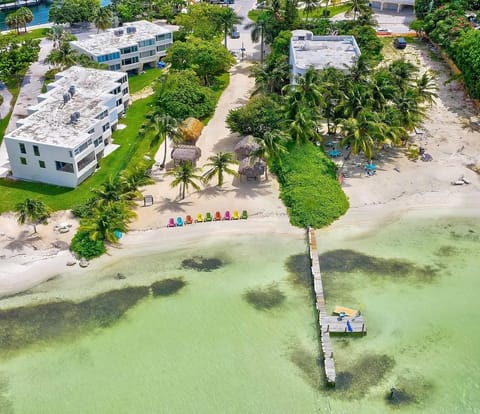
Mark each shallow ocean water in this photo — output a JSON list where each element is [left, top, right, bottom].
[[0, 210, 479, 413]]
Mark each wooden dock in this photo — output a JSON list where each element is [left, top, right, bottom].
[[307, 227, 366, 386]]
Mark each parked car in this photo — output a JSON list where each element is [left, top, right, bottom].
[[393, 37, 407, 49], [255, 1, 267, 9], [230, 26, 240, 39], [376, 28, 391, 35]]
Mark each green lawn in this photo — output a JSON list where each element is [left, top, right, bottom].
[[128, 67, 165, 94], [2, 28, 49, 41]]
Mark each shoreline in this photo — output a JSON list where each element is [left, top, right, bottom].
[[1, 38, 479, 308]]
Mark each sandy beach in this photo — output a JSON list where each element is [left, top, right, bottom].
[[0, 41, 479, 305]]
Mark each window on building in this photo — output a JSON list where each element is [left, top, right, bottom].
[[157, 44, 166, 52], [120, 45, 138, 54], [19, 143, 26, 154], [140, 50, 155, 58], [69, 151, 73, 158], [121, 75, 127, 83], [116, 99, 122, 106], [93, 137, 102, 147], [103, 122, 110, 132], [97, 52, 121, 63], [138, 39, 155, 48], [96, 109, 108, 120], [122, 88, 129, 95], [39, 160, 46, 168], [77, 152, 96, 171], [55, 161, 74, 173], [109, 64, 121, 71], [33, 145, 40, 156], [20, 157, 27, 165], [121, 56, 139, 66]]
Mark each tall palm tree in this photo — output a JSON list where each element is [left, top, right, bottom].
[[150, 113, 182, 169], [304, 0, 319, 21], [93, 6, 113, 33], [46, 24, 66, 49], [5, 12, 21, 34], [216, 7, 242, 49], [388, 59, 418, 93], [16, 7, 33, 33], [246, 17, 265, 64], [202, 152, 238, 187], [344, 0, 370, 21], [79, 203, 136, 244], [252, 129, 288, 178], [15, 198, 51, 234], [167, 162, 202, 200]]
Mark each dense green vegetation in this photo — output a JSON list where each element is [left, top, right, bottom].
[[273, 143, 349, 228], [414, 0, 480, 98]]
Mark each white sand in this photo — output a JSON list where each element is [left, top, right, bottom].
[[0, 44, 479, 304]]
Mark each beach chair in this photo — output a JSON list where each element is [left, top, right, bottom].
[[232, 210, 240, 220], [241, 210, 248, 219], [176, 216, 184, 227], [167, 218, 176, 227], [223, 211, 231, 221], [205, 212, 213, 222], [185, 215, 193, 225], [195, 213, 204, 223], [214, 211, 222, 221]]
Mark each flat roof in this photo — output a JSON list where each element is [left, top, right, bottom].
[[291, 35, 361, 71], [7, 66, 126, 147], [71, 20, 172, 56]]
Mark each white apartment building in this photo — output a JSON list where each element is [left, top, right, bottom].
[[289, 30, 361, 83], [71, 20, 173, 73], [4, 66, 130, 188]]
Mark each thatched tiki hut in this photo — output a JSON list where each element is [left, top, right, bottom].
[[238, 157, 266, 181], [234, 135, 260, 161], [179, 117, 204, 144], [171, 145, 202, 166]]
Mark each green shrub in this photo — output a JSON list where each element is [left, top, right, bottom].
[[71, 198, 97, 218], [70, 231, 106, 259], [273, 143, 349, 228]]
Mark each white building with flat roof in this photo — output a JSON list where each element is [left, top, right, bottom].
[[71, 20, 173, 73], [289, 30, 361, 83], [4, 66, 130, 188]]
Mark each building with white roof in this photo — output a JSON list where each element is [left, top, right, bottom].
[[289, 30, 361, 83], [4, 66, 130, 188], [70, 20, 173, 73]]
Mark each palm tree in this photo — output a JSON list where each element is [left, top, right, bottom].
[[304, 0, 319, 21], [388, 59, 418, 93], [91, 176, 136, 208], [16, 7, 33, 33], [202, 152, 238, 187], [79, 203, 136, 244], [345, 0, 370, 21], [46, 24, 66, 49], [150, 113, 182, 169], [246, 17, 265, 64], [93, 6, 113, 33], [45, 41, 77, 68], [415, 72, 438, 106], [15, 198, 51, 234], [340, 110, 387, 160], [5, 12, 21, 34], [167, 162, 202, 200], [252, 129, 288, 178], [119, 163, 155, 199], [216, 7, 242, 49]]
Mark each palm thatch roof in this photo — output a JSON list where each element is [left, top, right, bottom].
[[238, 157, 266, 180], [179, 117, 204, 143], [234, 135, 260, 161], [171, 145, 202, 165]]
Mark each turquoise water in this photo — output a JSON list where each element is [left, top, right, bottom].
[[1, 211, 479, 413]]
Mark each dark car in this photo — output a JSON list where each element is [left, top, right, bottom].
[[230, 26, 240, 39], [393, 37, 407, 49]]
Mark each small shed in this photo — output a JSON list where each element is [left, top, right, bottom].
[[238, 157, 266, 181], [234, 135, 260, 161], [171, 145, 202, 166]]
